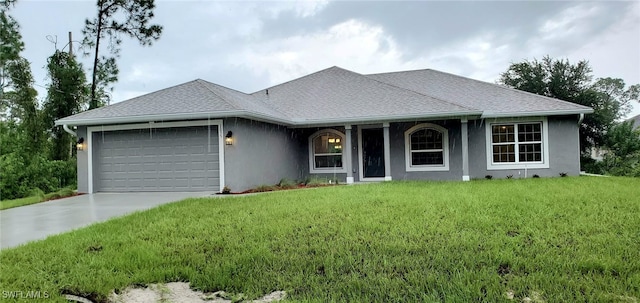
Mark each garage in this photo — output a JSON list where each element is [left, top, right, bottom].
[[92, 124, 221, 192]]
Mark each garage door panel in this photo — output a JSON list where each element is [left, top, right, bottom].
[[95, 125, 220, 192]]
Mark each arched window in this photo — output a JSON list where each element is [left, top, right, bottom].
[[309, 129, 346, 173], [404, 123, 449, 171]]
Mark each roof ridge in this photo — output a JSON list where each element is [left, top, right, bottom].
[[195, 79, 244, 111], [196, 79, 291, 119], [251, 66, 342, 94], [364, 73, 478, 112]]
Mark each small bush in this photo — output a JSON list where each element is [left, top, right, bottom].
[[532, 174, 540, 178], [221, 186, 231, 194], [506, 175, 513, 179], [559, 172, 568, 177], [30, 188, 45, 201], [278, 178, 298, 189], [485, 175, 493, 180]]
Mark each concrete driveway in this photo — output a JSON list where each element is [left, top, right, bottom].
[[1, 192, 215, 250]]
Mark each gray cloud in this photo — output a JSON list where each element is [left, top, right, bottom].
[[9, 0, 640, 117]]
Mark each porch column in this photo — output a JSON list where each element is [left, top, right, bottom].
[[461, 118, 470, 181], [345, 125, 354, 184], [383, 122, 392, 181]]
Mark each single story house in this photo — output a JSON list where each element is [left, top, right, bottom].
[[56, 66, 593, 193]]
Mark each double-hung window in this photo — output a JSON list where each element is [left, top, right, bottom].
[[486, 119, 549, 170]]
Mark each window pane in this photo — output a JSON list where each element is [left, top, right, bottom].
[[315, 155, 343, 168], [313, 133, 342, 154], [411, 129, 443, 150], [493, 144, 515, 163], [492, 125, 515, 143], [518, 123, 541, 142], [412, 151, 443, 165], [519, 143, 542, 162]]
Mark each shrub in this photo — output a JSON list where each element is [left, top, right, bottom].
[[0, 154, 77, 200], [485, 175, 493, 180], [221, 186, 231, 194], [277, 178, 298, 189], [532, 174, 540, 178]]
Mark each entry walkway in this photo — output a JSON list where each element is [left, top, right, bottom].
[[0, 192, 214, 249]]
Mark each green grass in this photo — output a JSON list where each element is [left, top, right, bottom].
[[0, 195, 43, 211], [0, 187, 76, 211], [1, 177, 639, 302]]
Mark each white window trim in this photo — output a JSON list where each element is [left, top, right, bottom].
[[404, 123, 450, 172], [485, 117, 550, 170], [86, 120, 225, 193], [308, 129, 347, 174]]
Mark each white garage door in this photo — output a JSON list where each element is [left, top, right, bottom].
[[94, 126, 220, 192]]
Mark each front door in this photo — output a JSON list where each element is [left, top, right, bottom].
[[361, 128, 385, 178]]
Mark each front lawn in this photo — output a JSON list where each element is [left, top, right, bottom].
[[1, 177, 639, 302]]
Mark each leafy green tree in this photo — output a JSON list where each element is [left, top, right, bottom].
[[43, 50, 88, 160], [82, 0, 163, 109], [0, 3, 24, 116], [499, 56, 638, 159], [601, 121, 640, 177]]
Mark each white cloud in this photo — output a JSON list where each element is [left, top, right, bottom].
[[123, 63, 173, 85], [230, 19, 430, 84]]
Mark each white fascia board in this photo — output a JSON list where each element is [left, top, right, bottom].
[[55, 110, 293, 127], [481, 108, 593, 119], [289, 111, 483, 128]]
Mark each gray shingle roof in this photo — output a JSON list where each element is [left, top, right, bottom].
[[250, 67, 478, 123], [627, 114, 640, 130], [366, 69, 593, 117], [56, 66, 593, 126], [56, 79, 290, 125]]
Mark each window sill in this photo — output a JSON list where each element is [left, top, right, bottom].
[[310, 168, 348, 174], [406, 165, 449, 172], [486, 163, 549, 170]]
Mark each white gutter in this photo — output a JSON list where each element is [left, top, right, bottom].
[[289, 111, 483, 127], [481, 108, 593, 119], [55, 110, 294, 127], [62, 124, 77, 137]]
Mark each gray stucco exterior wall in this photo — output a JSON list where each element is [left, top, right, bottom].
[[292, 127, 348, 183], [73, 114, 582, 193], [76, 126, 89, 193], [388, 120, 463, 181], [467, 115, 581, 179], [223, 118, 304, 191]]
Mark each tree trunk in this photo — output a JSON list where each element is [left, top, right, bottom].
[[89, 10, 104, 110]]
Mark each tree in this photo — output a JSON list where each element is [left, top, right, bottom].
[[0, 3, 24, 116], [43, 50, 88, 160], [601, 121, 640, 177], [498, 56, 638, 159], [82, 0, 162, 109]]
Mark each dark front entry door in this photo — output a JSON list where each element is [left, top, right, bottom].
[[362, 128, 385, 178]]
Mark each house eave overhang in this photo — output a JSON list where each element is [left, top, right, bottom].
[[288, 111, 483, 127], [481, 108, 594, 119], [55, 110, 294, 127]]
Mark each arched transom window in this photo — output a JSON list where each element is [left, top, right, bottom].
[[404, 123, 449, 171], [309, 129, 347, 173]]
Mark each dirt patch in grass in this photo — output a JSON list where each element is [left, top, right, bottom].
[[102, 282, 285, 303]]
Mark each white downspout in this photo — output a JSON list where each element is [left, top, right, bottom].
[[63, 124, 77, 137], [578, 113, 585, 125]]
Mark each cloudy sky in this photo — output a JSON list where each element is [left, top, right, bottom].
[[10, 0, 640, 118]]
